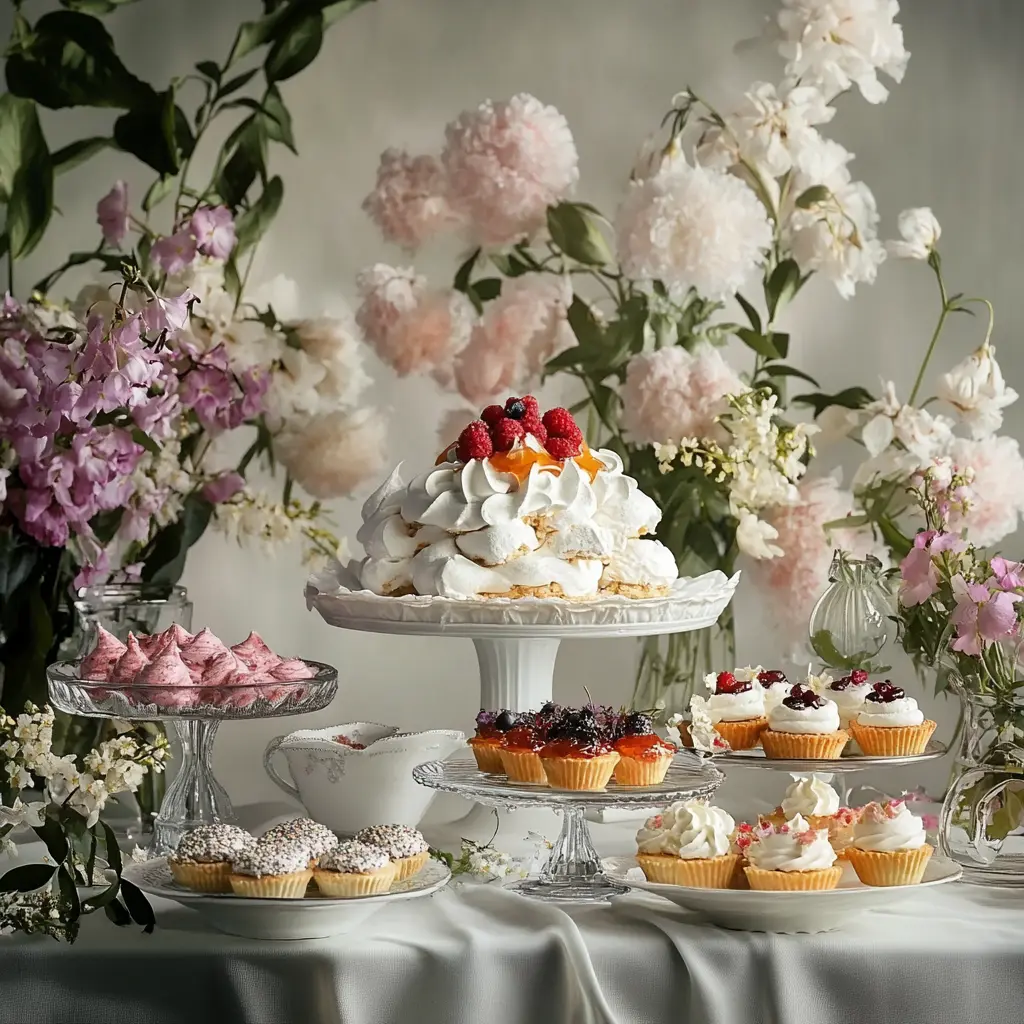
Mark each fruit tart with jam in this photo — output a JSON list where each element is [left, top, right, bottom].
[[612, 711, 676, 786], [498, 714, 549, 785], [468, 709, 519, 774], [538, 708, 620, 790]]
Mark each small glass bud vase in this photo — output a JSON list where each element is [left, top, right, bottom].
[[807, 551, 891, 671]]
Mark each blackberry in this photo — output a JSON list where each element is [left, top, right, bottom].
[[494, 710, 519, 732]]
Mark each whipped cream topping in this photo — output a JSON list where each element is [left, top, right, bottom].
[[706, 688, 765, 723], [110, 634, 149, 685], [768, 696, 841, 734], [636, 801, 735, 859], [319, 840, 391, 874], [781, 776, 840, 818], [80, 627, 127, 680], [354, 439, 675, 600], [173, 823, 255, 864], [746, 814, 837, 872], [828, 683, 872, 725], [857, 695, 925, 728], [355, 824, 428, 859], [853, 801, 927, 852]]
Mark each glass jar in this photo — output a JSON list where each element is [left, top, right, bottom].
[[940, 675, 1024, 885], [807, 551, 891, 671]]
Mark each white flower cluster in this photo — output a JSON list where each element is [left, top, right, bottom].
[[654, 389, 818, 560], [122, 439, 194, 542]]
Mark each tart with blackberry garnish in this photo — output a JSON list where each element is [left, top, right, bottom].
[[848, 681, 937, 755], [761, 684, 848, 759], [468, 709, 519, 774], [498, 717, 549, 785], [538, 708, 620, 790], [704, 671, 768, 751], [612, 711, 676, 786]]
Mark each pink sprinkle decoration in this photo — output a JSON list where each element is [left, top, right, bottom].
[[736, 822, 755, 834], [861, 802, 886, 824], [795, 829, 818, 846], [735, 834, 755, 853], [650, 815, 663, 829], [778, 823, 790, 834]]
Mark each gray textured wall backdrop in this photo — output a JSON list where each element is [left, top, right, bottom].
[[6, 0, 1024, 806]]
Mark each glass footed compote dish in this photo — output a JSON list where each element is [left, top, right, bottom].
[[46, 660, 338, 856]]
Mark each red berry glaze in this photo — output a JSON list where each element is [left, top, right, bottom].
[[481, 405, 505, 427], [492, 418, 526, 452], [714, 671, 751, 695], [456, 421, 494, 462]]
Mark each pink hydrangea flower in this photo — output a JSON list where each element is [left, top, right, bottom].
[[190, 206, 236, 260], [442, 93, 579, 248], [97, 181, 130, 248], [362, 149, 459, 250]]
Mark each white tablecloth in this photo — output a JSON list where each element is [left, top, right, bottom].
[[3, 812, 1024, 1024]]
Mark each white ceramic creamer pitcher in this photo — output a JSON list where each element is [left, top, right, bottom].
[[263, 722, 465, 835]]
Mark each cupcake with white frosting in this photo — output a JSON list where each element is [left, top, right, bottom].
[[765, 776, 860, 857], [744, 814, 842, 891], [823, 670, 874, 730], [229, 837, 313, 898], [355, 824, 430, 881], [699, 670, 767, 750], [756, 669, 793, 713], [313, 840, 397, 896], [760, 684, 848, 760], [168, 823, 255, 892], [848, 682, 937, 755], [261, 817, 339, 865], [846, 799, 933, 886], [635, 800, 740, 888]]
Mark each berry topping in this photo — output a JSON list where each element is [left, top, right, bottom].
[[481, 405, 506, 426], [865, 681, 905, 703], [521, 413, 548, 444], [757, 670, 788, 687], [850, 669, 869, 684], [619, 711, 654, 737], [492, 418, 526, 452], [714, 671, 752, 695], [504, 397, 527, 420], [503, 724, 543, 750], [542, 407, 583, 442], [545, 436, 581, 460], [536, 701, 562, 725], [781, 684, 826, 710], [521, 395, 540, 417], [831, 669, 870, 691], [457, 421, 494, 463], [494, 710, 520, 732]]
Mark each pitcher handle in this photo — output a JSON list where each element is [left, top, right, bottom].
[[263, 735, 299, 798]]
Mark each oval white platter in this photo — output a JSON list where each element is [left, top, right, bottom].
[[602, 854, 961, 933], [125, 857, 451, 940]]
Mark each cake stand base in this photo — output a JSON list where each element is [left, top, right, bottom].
[[505, 877, 630, 903]]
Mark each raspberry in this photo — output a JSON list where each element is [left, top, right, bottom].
[[521, 395, 540, 418], [522, 414, 547, 444], [491, 418, 525, 451], [457, 421, 494, 462], [545, 436, 581, 460], [542, 407, 583, 443], [481, 405, 505, 427]]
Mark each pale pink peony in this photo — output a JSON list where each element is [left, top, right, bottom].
[[949, 436, 1024, 548], [442, 94, 579, 248], [452, 275, 573, 405], [620, 343, 745, 445], [355, 264, 426, 352], [751, 476, 887, 643], [362, 149, 460, 251], [378, 289, 475, 378], [276, 408, 387, 500]]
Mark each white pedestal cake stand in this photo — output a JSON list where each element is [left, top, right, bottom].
[[305, 565, 739, 851]]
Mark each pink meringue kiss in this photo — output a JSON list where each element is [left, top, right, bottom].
[[270, 658, 312, 682], [201, 650, 252, 688], [181, 627, 230, 671], [160, 623, 193, 649], [79, 626, 127, 681], [134, 642, 197, 709], [231, 631, 281, 672], [110, 634, 149, 685]]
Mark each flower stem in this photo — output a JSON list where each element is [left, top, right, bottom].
[[907, 252, 950, 406]]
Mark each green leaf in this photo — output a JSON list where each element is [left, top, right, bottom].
[[808, 629, 877, 671], [452, 248, 480, 294], [32, 249, 124, 295], [140, 494, 214, 585], [119, 878, 155, 933], [265, 11, 324, 83], [234, 175, 284, 257], [878, 514, 912, 560], [141, 174, 177, 214], [60, 0, 141, 12], [546, 202, 611, 266], [130, 427, 160, 456], [0, 94, 54, 260], [793, 386, 874, 417], [469, 278, 501, 303], [104, 898, 132, 926], [0, 862, 58, 893], [99, 821, 122, 877], [489, 252, 532, 277], [195, 61, 221, 83], [0, 530, 38, 601], [216, 68, 260, 101], [31, 817, 69, 866], [769, 331, 789, 359], [215, 117, 266, 208], [566, 295, 604, 349], [6, 11, 155, 110], [735, 327, 781, 360], [323, 0, 374, 27], [765, 258, 801, 319], [261, 86, 296, 152], [795, 185, 831, 209], [56, 863, 81, 923], [764, 365, 819, 387], [735, 292, 761, 333], [114, 89, 195, 176], [52, 135, 111, 175]]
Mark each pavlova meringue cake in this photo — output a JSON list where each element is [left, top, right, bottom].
[[354, 396, 678, 601]]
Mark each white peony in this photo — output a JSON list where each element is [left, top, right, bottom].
[[886, 207, 941, 260], [616, 158, 772, 300], [736, 510, 785, 559], [937, 342, 1018, 439], [790, 134, 855, 194], [778, 0, 910, 104]]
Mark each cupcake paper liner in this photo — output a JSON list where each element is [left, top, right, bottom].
[[228, 869, 313, 899], [730, 858, 750, 890], [393, 850, 430, 882], [169, 860, 233, 893], [846, 844, 933, 886], [499, 748, 548, 785], [541, 752, 620, 790], [848, 719, 937, 756], [313, 863, 397, 897], [636, 853, 741, 889], [613, 752, 673, 787], [714, 717, 768, 751], [744, 865, 843, 891], [468, 741, 504, 774], [760, 729, 849, 760]]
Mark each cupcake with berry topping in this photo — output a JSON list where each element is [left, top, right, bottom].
[[313, 840, 397, 896], [354, 824, 430, 881], [848, 682, 937, 756], [168, 823, 255, 892], [261, 817, 339, 866], [538, 708, 620, 790], [701, 670, 768, 750], [760, 684, 848, 759], [744, 814, 842, 891], [498, 715, 549, 785], [612, 711, 676, 786], [846, 800, 933, 886], [468, 709, 519, 774], [635, 800, 740, 888], [823, 669, 873, 730], [229, 838, 313, 898], [756, 669, 792, 713]]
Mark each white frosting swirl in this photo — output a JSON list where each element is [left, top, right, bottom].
[[601, 539, 678, 589], [828, 683, 871, 726], [706, 688, 765, 723], [768, 696, 841, 734], [760, 682, 793, 713], [857, 695, 925, 728], [853, 802, 927, 852], [636, 801, 735, 859], [455, 520, 539, 565], [781, 777, 840, 818], [746, 815, 837, 871]]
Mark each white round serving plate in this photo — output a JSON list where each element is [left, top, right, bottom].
[[702, 738, 948, 773], [305, 563, 740, 637], [125, 857, 451, 940], [602, 854, 961, 933]]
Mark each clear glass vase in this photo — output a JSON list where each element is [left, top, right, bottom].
[[940, 675, 1024, 885], [807, 551, 891, 671]]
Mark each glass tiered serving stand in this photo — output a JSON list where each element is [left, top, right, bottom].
[[414, 750, 723, 902], [46, 661, 338, 855]]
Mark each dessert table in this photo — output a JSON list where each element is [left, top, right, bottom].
[[2, 804, 1023, 1024]]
